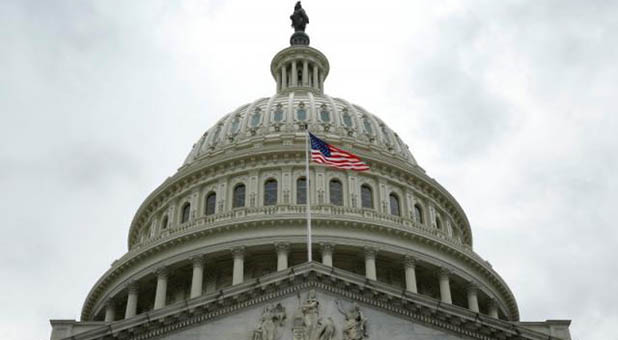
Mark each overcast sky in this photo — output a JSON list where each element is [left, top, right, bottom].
[[1, 1, 616, 340]]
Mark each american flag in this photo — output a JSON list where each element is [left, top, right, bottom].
[[310, 132, 369, 171]]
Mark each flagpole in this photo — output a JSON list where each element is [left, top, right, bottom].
[[305, 127, 312, 262]]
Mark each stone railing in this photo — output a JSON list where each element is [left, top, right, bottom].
[[130, 204, 472, 257]]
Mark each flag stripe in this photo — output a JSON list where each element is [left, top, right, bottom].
[[309, 132, 369, 171]]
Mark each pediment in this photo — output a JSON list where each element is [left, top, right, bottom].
[[69, 263, 550, 340]]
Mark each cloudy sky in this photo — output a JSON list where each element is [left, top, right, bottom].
[[1, 1, 616, 339]]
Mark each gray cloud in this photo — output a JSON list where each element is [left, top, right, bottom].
[[1, 1, 616, 340]]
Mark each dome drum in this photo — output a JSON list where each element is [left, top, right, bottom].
[[270, 46, 330, 94]]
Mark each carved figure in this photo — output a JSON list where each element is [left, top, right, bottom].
[[336, 300, 368, 340], [253, 303, 287, 340], [316, 317, 336, 340], [290, 290, 337, 340], [302, 289, 320, 339], [290, 1, 309, 32]]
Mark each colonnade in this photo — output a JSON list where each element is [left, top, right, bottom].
[[103, 243, 500, 322], [278, 60, 323, 92]]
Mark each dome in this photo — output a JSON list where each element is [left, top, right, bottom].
[[51, 7, 576, 340], [181, 93, 418, 169]]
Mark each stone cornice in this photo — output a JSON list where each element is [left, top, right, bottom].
[[81, 215, 517, 322], [69, 263, 554, 340]]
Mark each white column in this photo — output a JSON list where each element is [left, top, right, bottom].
[[313, 65, 319, 90], [124, 282, 138, 319], [281, 64, 287, 90], [104, 300, 115, 322], [291, 62, 297, 87], [302, 60, 309, 86], [467, 283, 480, 312], [321, 243, 334, 267], [404, 255, 418, 293], [364, 247, 377, 281], [276, 72, 281, 92], [232, 246, 245, 285], [153, 267, 168, 310], [190, 256, 205, 299], [488, 298, 499, 318], [319, 72, 324, 93], [438, 268, 452, 304], [275, 242, 290, 271]]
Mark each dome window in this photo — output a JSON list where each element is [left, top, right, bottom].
[[329, 179, 343, 206], [381, 124, 392, 144], [342, 109, 353, 127], [212, 124, 223, 143], [264, 179, 278, 205], [273, 103, 285, 122], [361, 184, 373, 209], [363, 117, 373, 134], [414, 204, 424, 224], [389, 193, 400, 216], [319, 104, 330, 122], [205, 192, 216, 215], [250, 108, 262, 127], [161, 215, 168, 230], [230, 117, 241, 134], [436, 216, 442, 230], [233, 184, 246, 208], [181, 202, 191, 223], [297, 177, 307, 204], [296, 102, 307, 121]]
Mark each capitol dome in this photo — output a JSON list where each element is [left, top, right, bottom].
[[50, 4, 572, 340]]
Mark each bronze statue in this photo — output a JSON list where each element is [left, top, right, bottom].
[[290, 1, 309, 32]]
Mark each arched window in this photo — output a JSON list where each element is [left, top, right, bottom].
[[363, 117, 373, 134], [161, 215, 168, 230], [230, 117, 240, 134], [320, 104, 330, 122], [297, 102, 307, 121], [361, 184, 373, 209], [181, 202, 191, 223], [273, 103, 284, 122], [250, 108, 262, 127], [414, 204, 424, 224], [329, 179, 343, 206], [389, 193, 400, 216], [436, 216, 442, 230], [205, 192, 216, 215], [297, 177, 307, 204], [342, 109, 353, 127], [233, 184, 246, 208], [264, 179, 278, 206]]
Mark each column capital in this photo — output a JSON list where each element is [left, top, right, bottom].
[[438, 267, 451, 278], [364, 246, 378, 259], [126, 281, 139, 294], [154, 266, 169, 278], [104, 298, 116, 308], [274, 242, 291, 254], [320, 242, 335, 254], [466, 281, 479, 293], [189, 254, 206, 266], [403, 255, 416, 268], [231, 246, 245, 258]]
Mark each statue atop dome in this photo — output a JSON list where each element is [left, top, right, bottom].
[[290, 1, 309, 32], [289, 2, 310, 46]]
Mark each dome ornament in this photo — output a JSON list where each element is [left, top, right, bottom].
[[290, 1, 310, 45]]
